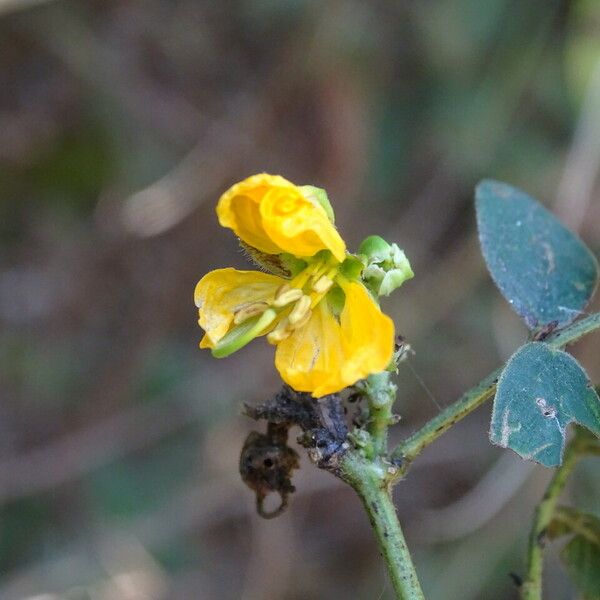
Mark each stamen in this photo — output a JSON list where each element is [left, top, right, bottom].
[[267, 318, 292, 344], [233, 301, 270, 324], [309, 261, 332, 284], [312, 275, 334, 294], [275, 283, 291, 297], [289, 260, 323, 290], [289, 306, 311, 329], [273, 284, 304, 307], [289, 295, 311, 325]]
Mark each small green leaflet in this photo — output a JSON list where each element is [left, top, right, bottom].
[[476, 180, 598, 330], [489, 342, 600, 467], [548, 506, 600, 600]]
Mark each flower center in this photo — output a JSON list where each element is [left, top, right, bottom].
[[213, 256, 341, 358], [265, 260, 339, 345]]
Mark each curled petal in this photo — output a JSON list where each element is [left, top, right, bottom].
[[217, 174, 346, 261], [217, 175, 286, 255], [260, 186, 346, 262], [194, 268, 283, 347]]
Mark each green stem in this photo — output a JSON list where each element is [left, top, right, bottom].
[[342, 451, 425, 600], [520, 437, 586, 599], [393, 368, 500, 467], [362, 371, 397, 457], [391, 312, 600, 469]]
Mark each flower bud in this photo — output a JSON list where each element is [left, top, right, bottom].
[[358, 235, 392, 262], [358, 235, 414, 297]]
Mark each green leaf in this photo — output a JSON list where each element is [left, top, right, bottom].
[[489, 342, 600, 466], [476, 180, 598, 330], [547, 506, 600, 599], [562, 536, 600, 599]]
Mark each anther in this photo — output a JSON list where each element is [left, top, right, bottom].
[[275, 283, 291, 297], [267, 318, 292, 344], [312, 275, 334, 294], [288, 295, 311, 325], [273, 284, 304, 307], [233, 301, 270, 324], [289, 307, 311, 329]]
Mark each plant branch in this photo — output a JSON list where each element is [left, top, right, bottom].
[[341, 451, 425, 600], [519, 432, 593, 599], [243, 386, 423, 599], [391, 312, 600, 470]]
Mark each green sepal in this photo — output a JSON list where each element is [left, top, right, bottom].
[[358, 235, 391, 261], [378, 264, 414, 296], [212, 309, 277, 358], [326, 286, 345, 316], [340, 255, 364, 280], [300, 185, 335, 223]]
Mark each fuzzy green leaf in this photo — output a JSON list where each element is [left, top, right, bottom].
[[476, 180, 598, 330], [489, 342, 600, 467]]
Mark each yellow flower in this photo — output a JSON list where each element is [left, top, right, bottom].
[[194, 174, 395, 398], [217, 173, 346, 262]]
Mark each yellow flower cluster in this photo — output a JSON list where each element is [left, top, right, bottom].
[[194, 174, 395, 397]]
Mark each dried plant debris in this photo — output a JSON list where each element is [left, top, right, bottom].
[[241, 385, 350, 517]]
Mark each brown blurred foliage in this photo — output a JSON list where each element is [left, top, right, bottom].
[[1, 0, 599, 598]]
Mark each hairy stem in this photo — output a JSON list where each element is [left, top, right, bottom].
[[393, 368, 500, 468], [361, 371, 397, 457], [392, 312, 600, 470], [520, 436, 587, 599], [342, 451, 425, 600]]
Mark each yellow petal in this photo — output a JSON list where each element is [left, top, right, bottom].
[[274, 301, 346, 397], [260, 185, 346, 262], [274, 281, 395, 397], [338, 280, 395, 383], [217, 173, 346, 261], [216, 174, 284, 255], [194, 268, 283, 347]]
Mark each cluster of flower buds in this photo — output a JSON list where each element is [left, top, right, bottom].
[[358, 235, 414, 297]]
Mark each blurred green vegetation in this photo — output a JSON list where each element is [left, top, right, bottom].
[[1, 1, 599, 599]]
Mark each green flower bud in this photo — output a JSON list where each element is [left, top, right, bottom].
[[358, 235, 414, 297], [300, 185, 335, 223], [358, 235, 391, 262]]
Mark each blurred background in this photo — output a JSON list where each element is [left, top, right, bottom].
[[1, 0, 599, 598]]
